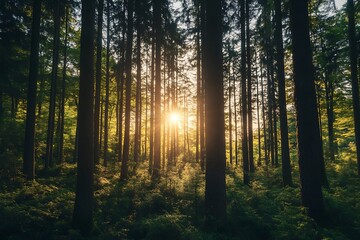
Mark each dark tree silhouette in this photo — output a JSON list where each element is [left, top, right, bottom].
[[289, 0, 324, 221], [94, 0, 104, 165], [153, 0, 162, 179], [23, 0, 41, 180], [72, 0, 95, 233], [274, 0, 292, 186], [204, 0, 226, 223], [347, 0, 360, 176], [121, 0, 134, 181]]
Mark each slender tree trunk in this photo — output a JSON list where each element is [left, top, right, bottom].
[[289, 0, 324, 221], [324, 72, 335, 162], [204, 0, 226, 224], [94, 0, 104, 166], [274, 0, 292, 186], [153, 0, 162, 179], [58, 5, 69, 165], [233, 63, 239, 166], [117, 5, 126, 163], [200, 0, 206, 171], [103, 0, 110, 167], [149, 39, 155, 173], [240, 0, 249, 184], [45, 0, 60, 169], [121, 0, 134, 181], [72, 0, 95, 232], [23, 0, 41, 180], [246, 0, 254, 173], [347, 0, 360, 175], [134, 0, 142, 165]]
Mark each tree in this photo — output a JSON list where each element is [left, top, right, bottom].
[[72, 0, 95, 233], [289, 0, 324, 221], [204, 0, 226, 223], [94, 0, 104, 165], [103, 0, 111, 167], [121, 0, 134, 181], [240, 0, 249, 184], [23, 0, 41, 180], [45, 0, 61, 169], [274, 0, 292, 186], [347, 0, 360, 176], [153, 0, 162, 179]]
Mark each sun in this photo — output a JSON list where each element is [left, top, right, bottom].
[[169, 112, 180, 123]]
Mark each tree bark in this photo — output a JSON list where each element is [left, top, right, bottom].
[[152, 0, 162, 179], [347, 0, 360, 175], [72, 0, 95, 232], [289, 0, 324, 221], [274, 0, 292, 186], [204, 0, 227, 224], [121, 0, 134, 181], [23, 0, 41, 180], [45, 0, 61, 169]]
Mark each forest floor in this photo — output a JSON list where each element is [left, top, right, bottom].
[[0, 158, 360, 240]]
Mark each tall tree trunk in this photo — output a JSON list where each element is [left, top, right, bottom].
[[233, 63, 239, 166], [200, 0, 206, 171], [117, 4, 126, 163], [121, 0, 134, 181], [274, 0, 292, 186], [153, 0, 162, 179], [134, 0, 142, 164], [103, 0, 110, 167], [72, 0, 95, 232], [94, 0, 104, 165], [58, 5, 69, 165], [45, 0, 61, 169], [324, 72, 335, 162], [289, 0, 324, 222], [23, 0, 41, 180], [246, 0, 254, 173], [347, 0, 360, 175], [240, 0, 249, 184], [204, 0, 226, 224]]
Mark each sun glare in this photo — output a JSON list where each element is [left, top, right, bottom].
[[169, 112, 180, 123]]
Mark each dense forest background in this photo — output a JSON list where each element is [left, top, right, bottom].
[[1, 0, 360, 239]]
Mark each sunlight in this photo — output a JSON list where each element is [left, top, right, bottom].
[[169, 112, 180, 123]]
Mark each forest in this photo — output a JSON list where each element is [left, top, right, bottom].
[[0, 0, 360, 239]]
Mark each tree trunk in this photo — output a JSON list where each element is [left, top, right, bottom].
[[23, 0, 41, 180], [45, 0, 61, 169], [246, 0, 254, 173], [204, 0, 226, 224], [347, 0, 360, 175], [103, 0, 110, 167], [72, 0, 95, 232], [274, 0, 292, 186], [240, 0, 249, 184], [289, 0, 324, 222], [94, 0, 104, 166], [153, 0, 162, 179], [134, 0, 142, 165], [58, 5, 69, 165], [121, 0, 134, 181]]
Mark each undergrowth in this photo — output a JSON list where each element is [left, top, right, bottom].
[[0, 158, 359, 239]]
